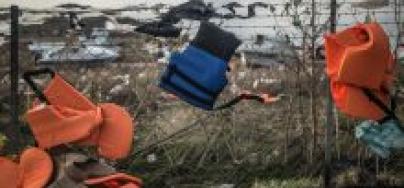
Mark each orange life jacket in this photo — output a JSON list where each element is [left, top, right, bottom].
[[84, 173, 143, 188], [0, 156, 19, 188], [325, 22, 393, 89], [26, 105, 102, 149], [325, 22, 395, 120], [330, 81, 390, 120], [77, 103, 134, 160], [0, 148, 53, 188], [25, 73, 134, 160]]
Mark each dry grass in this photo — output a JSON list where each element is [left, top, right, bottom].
[[0, 33, 403, 187]]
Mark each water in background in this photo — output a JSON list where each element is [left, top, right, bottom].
[[0, 0, 183, 9], [0, 0, 401, 47], [2, 0, 255, 9]]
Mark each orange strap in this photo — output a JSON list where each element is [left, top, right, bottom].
[[85, 173, 143, 188], [215, 91, 280, 110]]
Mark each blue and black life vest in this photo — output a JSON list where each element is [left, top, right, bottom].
[[160, 45, 229, 110], [159, 22, 242, 110], [159, 22, 279, 110]]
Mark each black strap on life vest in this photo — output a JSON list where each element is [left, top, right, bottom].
[[23, 68, 55, 104], [362, 88, 399, 124], [164, 64, 275, 110], [214, 93, 268, 110]]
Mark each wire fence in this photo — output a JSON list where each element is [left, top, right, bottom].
[[0, 0, 403, 187]]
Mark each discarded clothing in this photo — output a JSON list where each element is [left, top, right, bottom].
[[190, 22, 242, 62], [11, 69, 143, 188], [0, 150, 143, 188], [49, 152, 142, 188], [330, 81, 390, 120], [0, 148, 53, 188], [85, 173, 143, 188], [78, 103, 134, 160], [0, 157, 19, 188], [325, 22, 395, 120], [160, 45, 229, 109], [325, 22, 393, 89], [356, 119, 404, 158], [24, 69, 134, 160], [324, 23, 404, 158], [159, 22, 241, 110], [41, 73, 97, 111], [26, 104, 102, 149]]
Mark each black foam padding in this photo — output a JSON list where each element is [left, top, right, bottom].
[[190, 22, 241, 62]]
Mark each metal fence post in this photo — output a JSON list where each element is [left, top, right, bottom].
[[324, 0, 337, 187], [8, 5, 21, 152]]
